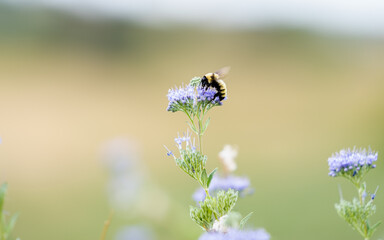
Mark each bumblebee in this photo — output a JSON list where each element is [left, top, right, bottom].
[[200, 66, 230, 101]]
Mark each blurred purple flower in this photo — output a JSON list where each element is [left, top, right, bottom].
[[101, 138, 144, 211], [199, 229, 270, 240], [116, 225, 156, 240], [193, 175, 251, 202]]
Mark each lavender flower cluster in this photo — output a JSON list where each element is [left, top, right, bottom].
[[193, 175, 251, 202], [328, 147, 378, 177], [197, 86, 223, 104], [199, 229, 270, 240], [167, 85, 195, 112], [167, 85, 223, 112]]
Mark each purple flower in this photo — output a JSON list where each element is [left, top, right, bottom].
[[371, 194, 376, 200], [166, 84, 225, 112], [193, 175, 251, 202], [199, 229, 270, 240], [197, 86, 222, 104], [174, 131, 191, 148], [166, 85, 195, 112], [362, 191, 367, 199], [101, 138, 144, 211], [116, 225, 156, 240], [173, 131, 196, 152], [328, 147, 378, 177]]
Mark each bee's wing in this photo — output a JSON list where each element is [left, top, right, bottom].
[[215, 66, 231, 79]]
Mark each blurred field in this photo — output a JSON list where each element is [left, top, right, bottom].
[[0, 4, 384, 240]]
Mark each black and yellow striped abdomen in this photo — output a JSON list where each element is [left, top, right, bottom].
[[217, 79, 227, 100]]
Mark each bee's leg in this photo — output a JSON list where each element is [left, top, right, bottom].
[[213, 92, 220, 101]]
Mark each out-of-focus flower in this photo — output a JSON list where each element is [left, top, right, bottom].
[[328, 147, 378, 178], [212, 215, 229, 233], [101, 137, 140, 174], [101, 138, 170, 221], [219, 145, 238, 173], [115, 225, 156, 240], [193, 175, 251, 202], [199, 228, 270, 240], [101, 138, 143, 212]]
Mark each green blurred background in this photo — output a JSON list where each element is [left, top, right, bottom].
[[0, 2, 384, 240]]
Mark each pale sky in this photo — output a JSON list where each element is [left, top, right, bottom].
[[7, 0, 384, 36]]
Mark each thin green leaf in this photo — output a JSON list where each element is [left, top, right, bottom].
[[368, 220, 382, 236], [201, 169, 208, 187], [207, 168, 217, 188], [240, 212, 253, 229], [5, 214, 18, 239], [202, 117, 210, 133], [187, 122, 198, 135], [0, 183, 8, 214]]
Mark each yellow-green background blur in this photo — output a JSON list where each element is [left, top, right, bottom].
[[0, 3, 384, 240]]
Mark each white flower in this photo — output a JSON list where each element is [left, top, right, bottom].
[[219, 145, 238, 172], [212, 215, 229, 233]]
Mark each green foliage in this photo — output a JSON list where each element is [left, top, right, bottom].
[[174, 148, 207, 181], [172, 139, 218, 190], [190, 189, 238, 231], [335, 198, 380, 239], [0, 184, 6, 214], [240, 212, 254, 229], [0, 183, 19, 240], [206, 168, 217, 189], [334, 181, 381, 240], [341, 166, 373, 189], [189, 77, 201, 87], [190, 197, 216, 230], [216, 189, 238, 216]]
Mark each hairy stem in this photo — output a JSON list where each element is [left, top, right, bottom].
[[100, 211, 113, 240], [357, 182, 369, 239], [198, 120, 203, 154]]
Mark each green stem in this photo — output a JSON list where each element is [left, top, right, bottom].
[[356, 182, 369, 239], [198, 118, 203, 154], [183, 109, 195, 128], [196, 103, 203, 154], [100, 212, 114, 240]]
